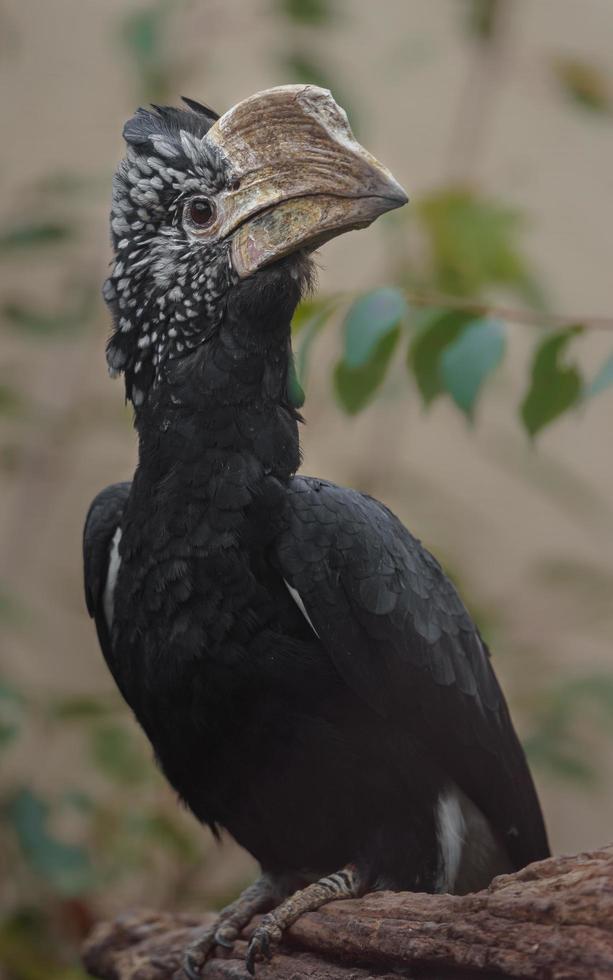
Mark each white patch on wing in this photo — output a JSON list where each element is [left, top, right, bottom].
[[283, 580, 319, 637], [436, 785, 466, 893], [436, 784, 513, 894], [103, 527, 122, 631]]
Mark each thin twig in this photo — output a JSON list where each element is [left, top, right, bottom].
[[405, 289, 613, 331]]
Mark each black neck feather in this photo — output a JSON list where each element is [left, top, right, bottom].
[[131, 267, 305, 504]]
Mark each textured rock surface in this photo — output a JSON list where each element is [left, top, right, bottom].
[[83, 845, 613, 980]]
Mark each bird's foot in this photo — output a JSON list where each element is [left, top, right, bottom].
[[245, 918, 283, 975], [244, 866, 361, 975], [182, 875, 277, 979], [185, 918, 245, 979], [183, 916, 262, 978]]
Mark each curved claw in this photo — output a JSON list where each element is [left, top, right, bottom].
[[245, 940, 259, 976], [182, 924, 218, 980], [246, 924, 280, 975], [214, 924, 238, 949], [182, 949, 205, 980]]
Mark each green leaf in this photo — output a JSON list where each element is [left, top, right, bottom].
[[524, 671, 613, 784], [122, 6, 159, 61], [584, 352, 613, 400], [33, 171, 105, 198], [440, 317, 506, 418], [465, 0, 501, 40], [553, 58, 611, 114], [283, 52, 331, 88], [0, 222, 73, 251], [342, 287, 408, 368], [408, 309, 474, 405], [523, 735, 595, 784], [0, 909, 56, 980], [277, 0, 332, 25], [520, 326, 583, 437], [0, 384, 22, 416], [287, 355, 305, 409], [416, 189, 543, 305], [294, 301, 337, 386], [120, 2, 174, 101], [49, 696, 115, 722], [89, 724, 148, 785], [127, 812, 200, 861], [3, 288, 96, 337], [7, 789, 94, 895], [0, 682, 24, 751], [553, 674, 613, 726], [291, 297, 336, 336], [334, 327, 400, 414], [60, 789, 95, 813]]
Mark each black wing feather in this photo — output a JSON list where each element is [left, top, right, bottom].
[[276, 475, 549, 869]]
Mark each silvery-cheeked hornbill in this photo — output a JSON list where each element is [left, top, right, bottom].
[[83, 85, 549, 974]]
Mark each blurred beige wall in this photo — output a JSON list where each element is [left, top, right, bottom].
[[1, 0, 612, 894]]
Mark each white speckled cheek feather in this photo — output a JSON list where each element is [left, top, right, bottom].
[[104, 126, 235, 405]]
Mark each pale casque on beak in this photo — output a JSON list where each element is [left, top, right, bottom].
[[201, 84, 408, 278]]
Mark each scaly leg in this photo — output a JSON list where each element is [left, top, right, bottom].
[[183, 875, 276, 980], [245, 865, 361, 975]]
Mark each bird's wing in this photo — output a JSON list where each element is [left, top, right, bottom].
[[274, 476, 549, 869], [83, 482, 131, 678]]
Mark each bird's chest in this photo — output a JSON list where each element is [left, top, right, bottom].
[[111, 522, 281, 779], [114, 519, 277, 684], [112, 470, 301, 721], [117, 460, 283, 644]]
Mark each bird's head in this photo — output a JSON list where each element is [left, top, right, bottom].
[[104, 84, 407, 407]]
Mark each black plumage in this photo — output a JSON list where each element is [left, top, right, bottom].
[[84, 86, 548, 973]]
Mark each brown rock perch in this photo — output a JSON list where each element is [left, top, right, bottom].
[[83, 845, 613, 980]]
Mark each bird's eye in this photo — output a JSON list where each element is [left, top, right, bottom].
[[188, 198, 215, 227]]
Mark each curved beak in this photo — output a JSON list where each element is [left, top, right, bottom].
[[205, 85, 408, 278]]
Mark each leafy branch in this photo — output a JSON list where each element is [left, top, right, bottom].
[[294, 291, 611, 437], [291, 186, 612, 436], [399, 289, 613, 332]]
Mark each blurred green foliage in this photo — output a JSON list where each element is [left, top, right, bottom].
[[414, 189, 543, 304], [335, 325, 401, 414], [440, 317, 506, 418], [552, 58, 612, 115], [0, 678, 203, 980], [341, 289, 409, 370], [406, 309, 469, 405], [7, 790, 95, 897], [277, 0, 332, 26], [2, 2, 613, 978], [3, 289, 97, 339], [520, 327, 583, 437], [585, 352, 613, 400], [465, 0, 501, 41], [120, 1, 179, 102], [524, 674, 613, 783], [332, 288, 407, 413], [0, 384, 22, 417], [0, 223, 74, 251], [276, 0, 357, 131], [292, 182, 612, 429]]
